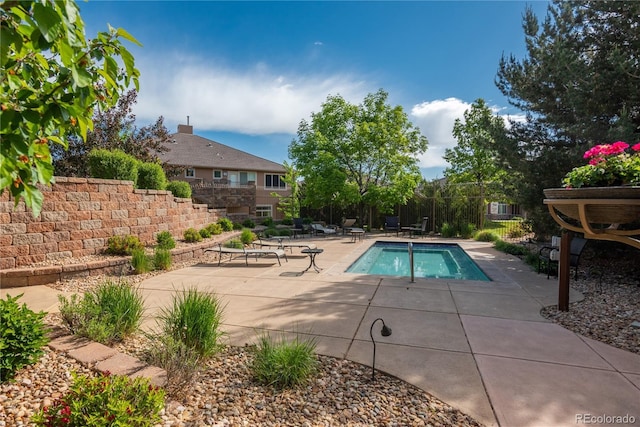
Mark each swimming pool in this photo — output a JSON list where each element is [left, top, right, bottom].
[[346, 241, 490, 281]]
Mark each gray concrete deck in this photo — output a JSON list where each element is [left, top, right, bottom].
[[3, 234, 639, 426]]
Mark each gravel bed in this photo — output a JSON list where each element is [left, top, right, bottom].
[[3, 240, 638, 426]]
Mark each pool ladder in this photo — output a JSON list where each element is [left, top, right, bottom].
[[408, 242, 415, 282]]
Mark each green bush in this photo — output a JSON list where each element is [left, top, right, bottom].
[[131, 248, 152, 274], [494, 239, 530, 256], [156, 231, 176, 250], [240, 228, 256, 245], [278, 228, 292, 237], [242, 219, 256, 229], [261, 217, 274, 226], [459, 223, 476, 239], [157, 288, 226, 358], [166, 180, 192, 198], [154, 248, 172, 271], [58, 279, 144, 345], [32, 371, 164, 426], [217, 217, 233, 232], [440, 222, 457, 238], [223, 239, 243, 249], [87, 149, 138, 183], [0, 294, 48, 382], [232, 222, 243, 231], [280, 218, 293, 226], [137, 161, 167, 190], [251, 332, 318, 389], [106, 235, 144, 256], [475, 230, 500, 242], [206, 223, 223, 235], [199, 227, 212, 238], [183, 228, 202, 243]]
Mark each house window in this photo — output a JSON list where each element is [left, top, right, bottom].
[[256, 205, 272, 218], [240, 171, 256, 185], [185, 168, 195, 178], [265, 174, 286, 189], [213, 170, 222, 179], [497, 203, 508, 215]]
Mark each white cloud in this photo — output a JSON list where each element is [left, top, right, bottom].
[[410, 98, 471, 169], [132, 54, 367, 135]]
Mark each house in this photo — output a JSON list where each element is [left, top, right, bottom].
[[159, 124, 290, 221]]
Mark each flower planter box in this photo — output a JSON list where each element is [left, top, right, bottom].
[[543, 187, 640, 224]]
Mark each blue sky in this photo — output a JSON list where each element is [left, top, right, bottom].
[[80, 1, 550, 179]]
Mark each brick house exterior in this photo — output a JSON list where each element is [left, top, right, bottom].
[[159, 124, 290, 221]]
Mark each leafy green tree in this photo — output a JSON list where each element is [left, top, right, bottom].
[[270, 161, 301, 219], [0, 0, 140, 216], [443, 99, 509, 228], [494, 0, 640, 236], [51, 90, 171, 177], [289, 89, 428, 226]]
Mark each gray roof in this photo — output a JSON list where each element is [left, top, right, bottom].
[[159, 132, 285, 173]]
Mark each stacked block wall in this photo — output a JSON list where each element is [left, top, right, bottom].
[[0, 177, 222, 270]]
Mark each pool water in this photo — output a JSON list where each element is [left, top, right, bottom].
[[346, 241, 490, 281]]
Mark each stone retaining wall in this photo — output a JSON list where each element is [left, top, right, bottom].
[[0, 177, 224, 271]]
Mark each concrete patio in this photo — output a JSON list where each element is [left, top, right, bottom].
[[5, 234, 640, 426]]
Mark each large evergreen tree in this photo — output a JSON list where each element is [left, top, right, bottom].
[[494, 0, 640, 236]]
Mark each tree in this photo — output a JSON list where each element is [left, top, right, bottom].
[[270, 161, 301, 220], [289, 89, 428, 226], [443, 99, 509, 229], [494, 0, 640, 236], [51, 90, 172, 177], [0, 0, 140, 216]]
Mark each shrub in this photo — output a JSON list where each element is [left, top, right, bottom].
[[280, 217, 293, 226], [157, 288, 226, 358], [156, 231, 176, 250], [58, 279, 144, 345], [206, 223, 223, 235], [232, 222, 242, 231], [278, 228, 292, 237], [87, 148, 138, 183], [475, 230, 500, 242], [459, 223, 476, 239], [263, 227, 278, 238], [251, 332, 318, 389], [106, 235, 144, 256], [240, 228, 256, 245], [261, 217, 274, 227], [242, 218, 256, 228], [183, 228, 202, 243], [131, 248, 152, 274], [32, 371, 165, 427], [142, 334, 201, 397], [440, 222, 456, 238], [166, 180, 192, 198], [199, 227, 212, 238], [223, 239, 243, 249], [0, 294, 48, 382], [154, 248, 172, 271], [217, 217, 233, 232], [136, 161, 167, 190], [494, 239, 530, 256]]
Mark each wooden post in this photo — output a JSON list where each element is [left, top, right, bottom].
[[558, 232, 572, 311]]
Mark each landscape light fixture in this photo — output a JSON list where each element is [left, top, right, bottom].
[[369, 317, 392, 381]]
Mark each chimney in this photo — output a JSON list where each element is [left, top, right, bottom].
[[177, 124, 193, 134]]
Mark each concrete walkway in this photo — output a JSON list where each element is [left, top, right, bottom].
[[3, 235, 639, 426]]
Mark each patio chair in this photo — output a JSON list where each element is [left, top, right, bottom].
[[384, 216, 400, 236], [310, 223, 337, 236], [537, 236, 588, 280], [402, 217, 428, 238], [341, 218, 357, 235]]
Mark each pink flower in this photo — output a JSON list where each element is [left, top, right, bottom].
[[632, 143, 640, 152]]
